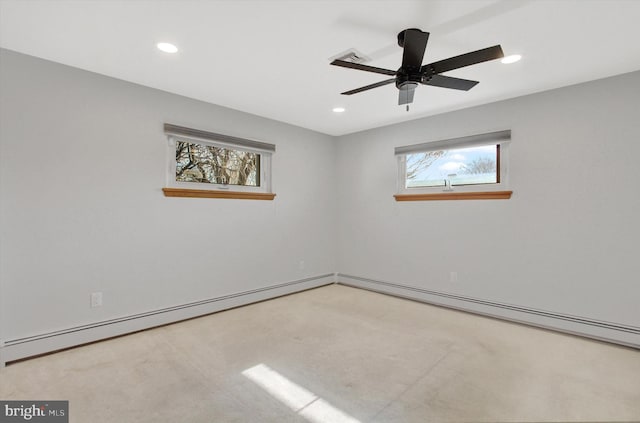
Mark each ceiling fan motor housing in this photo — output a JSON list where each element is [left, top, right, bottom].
[[396, 72, 422, 90]]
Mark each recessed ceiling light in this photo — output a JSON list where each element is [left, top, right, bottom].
[[157, 42, 178, 53], [332, 107, 346, 113], [501, 54, 521, 64]]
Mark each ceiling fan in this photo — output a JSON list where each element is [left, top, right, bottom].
[[330, 28, 504, 108]]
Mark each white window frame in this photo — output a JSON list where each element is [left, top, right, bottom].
[[396, 130, 510, 194], [165, 124, 273, 194]]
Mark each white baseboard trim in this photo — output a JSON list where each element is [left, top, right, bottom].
[[337, 273, 640, 349], [0, 274, 335, 366]]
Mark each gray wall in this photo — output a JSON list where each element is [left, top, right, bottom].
[[336, 70, 640, 340], [2, 48, 639, 352], [0, 49, 337, 342]]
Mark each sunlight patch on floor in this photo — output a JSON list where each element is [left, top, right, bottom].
[[242, 363, 361, 423]]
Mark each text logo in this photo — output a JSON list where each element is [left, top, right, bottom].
[[0, 401, 68, 423]]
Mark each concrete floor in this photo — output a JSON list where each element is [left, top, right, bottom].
[[1, 284, 639, 422]]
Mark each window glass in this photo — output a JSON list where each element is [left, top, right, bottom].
[[175, 141, 261, 187], [406, 145, 499, 188]]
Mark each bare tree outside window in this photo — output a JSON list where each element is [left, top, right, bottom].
[[460, 156, 496, 175], [175, 141, 260, 186], [406, 150, 445, 182]]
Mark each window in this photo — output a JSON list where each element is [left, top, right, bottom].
[[175, 141, 261, 187], [164, 124, 274, 195], [396, 130, 510, 195]]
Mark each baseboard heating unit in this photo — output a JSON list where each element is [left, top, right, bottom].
[[337, 273, 640, 349], [0, 274, 335, 366]]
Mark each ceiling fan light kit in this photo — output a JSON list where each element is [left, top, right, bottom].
[[330, 28, 504, 108]]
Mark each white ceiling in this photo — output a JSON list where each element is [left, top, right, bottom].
[[1, 0, 640, 136]]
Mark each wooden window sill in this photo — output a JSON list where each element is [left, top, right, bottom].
[[394, 191, 512, 201], [163, 188, 276, 200]]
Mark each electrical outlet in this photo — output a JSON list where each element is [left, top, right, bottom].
[[450, 271, 458, 283], [90, 292, 103, 308]]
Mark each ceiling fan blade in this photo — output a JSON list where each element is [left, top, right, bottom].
[[423, 74, 479, 91], [401, 29, 429, 71], [330, 59, 396, 76], [398, 87, 416, 105], [341, 78, 396, 95], [421, 45, 504, 74]]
